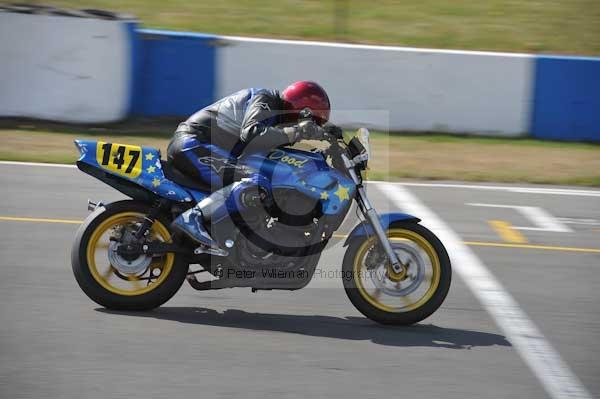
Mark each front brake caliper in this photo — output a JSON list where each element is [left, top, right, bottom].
[[365, 246, 386, 270]]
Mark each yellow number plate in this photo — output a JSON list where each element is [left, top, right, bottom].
[[96, 141, 143, 178]]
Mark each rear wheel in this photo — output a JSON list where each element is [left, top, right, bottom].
[[342, 222, 451, 325], [72, 201, 187, 310]]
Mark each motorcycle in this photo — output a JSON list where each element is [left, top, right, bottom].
[[71, 120, 451, 325]]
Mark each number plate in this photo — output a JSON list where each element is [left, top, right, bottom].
[[96, 142, 143, 178]]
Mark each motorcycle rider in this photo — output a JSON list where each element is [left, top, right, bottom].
[[167, 81, 340, 249]]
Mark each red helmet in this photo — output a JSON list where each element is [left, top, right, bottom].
[[282, 81, 330, 125]]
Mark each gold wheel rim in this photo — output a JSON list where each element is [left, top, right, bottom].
[[353, 228, 441, 312], [86, 212, 174, 296]]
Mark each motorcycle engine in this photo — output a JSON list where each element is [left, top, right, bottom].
[[234, 188, 323, 269]]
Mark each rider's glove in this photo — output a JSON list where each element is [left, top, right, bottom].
[[283, 126, 301, 143], [282, 120, 325, 143], [323, 122, 343, 139], [297, 120, 324, 140]]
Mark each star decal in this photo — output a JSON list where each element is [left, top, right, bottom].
[[311, 187, 316, 192], [152, 177, 161, 187], [146, 165, 156, 173], [320, 191, 329, 200], [145, 153, 154, 161], [334, 185, 350, 202]]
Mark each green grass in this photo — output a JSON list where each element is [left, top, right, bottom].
[[367, 131, 600, 186], [369, 131, 600, 149], [1, 119, 599, 186], [25, 0, 600, 55]]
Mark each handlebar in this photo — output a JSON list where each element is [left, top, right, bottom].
[[298, 107, 343, 141]]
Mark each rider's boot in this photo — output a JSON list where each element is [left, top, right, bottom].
[[171, 206, 221, 252], [172, 176, 269, 255]]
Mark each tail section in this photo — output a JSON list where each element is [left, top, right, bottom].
[[74, 139, 197, 203]]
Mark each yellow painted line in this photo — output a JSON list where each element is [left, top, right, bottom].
[[464, 241, 600, 254], [1, 216, 599, 254], [0, 216, 83, 224], [334, 231, 599, 253], [489, 220, 528, 244]]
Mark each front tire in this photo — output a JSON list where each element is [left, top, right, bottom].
[[71, 200, 188, 311], [342, 222, 451, 325]]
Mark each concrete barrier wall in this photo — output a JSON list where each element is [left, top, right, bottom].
[[132, 31, 599, 141], [0, 11, 135, 123], [217, 37, 534, 136]]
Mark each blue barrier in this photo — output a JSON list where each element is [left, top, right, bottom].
[[531, 55, 600, 141], [125, 22, 140, 116], [132, 29, 217, 117]]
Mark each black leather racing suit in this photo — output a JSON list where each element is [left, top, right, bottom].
[[167, 88, 292, 182]]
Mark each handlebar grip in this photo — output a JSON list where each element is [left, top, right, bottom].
[[324, 123, 343, 139]]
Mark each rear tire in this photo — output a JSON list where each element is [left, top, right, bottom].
[[71, 200, 188, 311], [342, 222, 451, 325]]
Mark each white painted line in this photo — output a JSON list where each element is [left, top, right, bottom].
[[515, 207, 573, 233], [369, 181, 600, 197], [0, 160, 76, 168], [220, 34, 534, 58], [143, 28, 600, 61], [468, 203, 573, 233], [558, 217, 600, 226], [377, 182, 592, 399]]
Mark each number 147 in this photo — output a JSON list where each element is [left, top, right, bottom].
[[100, 143, 140, 174]]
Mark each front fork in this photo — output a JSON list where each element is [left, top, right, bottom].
[[340, 151, 402, 273], [356, 186, 403, 273]]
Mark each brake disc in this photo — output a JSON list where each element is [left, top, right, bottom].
[[369, 242, 425, 297], [107, 225, 152, 276]]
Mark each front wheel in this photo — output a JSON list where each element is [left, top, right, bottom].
[[342, 222, 451, 325], [71, 201, 188, 310]]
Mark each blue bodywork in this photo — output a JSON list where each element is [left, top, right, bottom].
[[242, 148, 355, 215], [74, 140, 356, 218], [343, 213, 421, 246]]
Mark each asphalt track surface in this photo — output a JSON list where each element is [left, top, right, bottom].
[[0, 162, 599, 399]]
